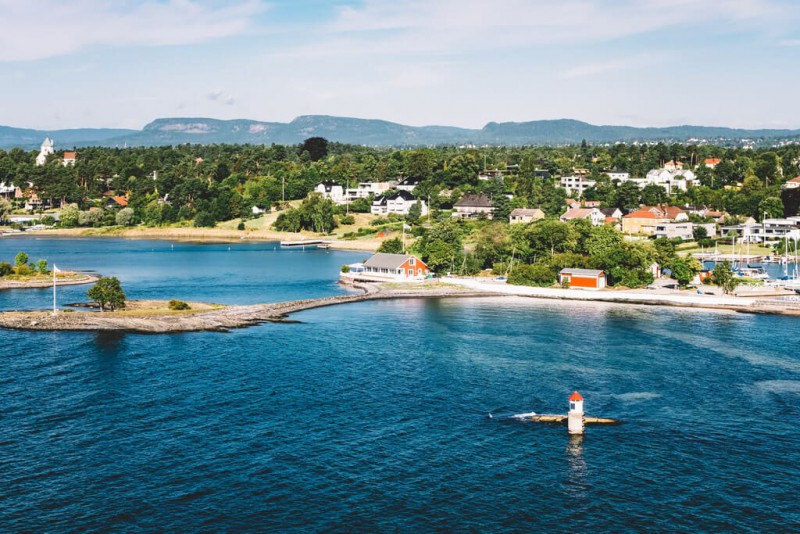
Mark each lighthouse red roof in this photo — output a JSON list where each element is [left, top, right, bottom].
[[569, 391, 584, 401]]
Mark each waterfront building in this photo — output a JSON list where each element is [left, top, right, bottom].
[[559, 268, 606, 290], [361, 252, 431, 281]]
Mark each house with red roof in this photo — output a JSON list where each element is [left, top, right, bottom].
[[62, 152, 77, 166], [623, 205, 690, 235], [704, 158, 721, 169]]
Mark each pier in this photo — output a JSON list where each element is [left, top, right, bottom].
[[279, 239, 332, 249]]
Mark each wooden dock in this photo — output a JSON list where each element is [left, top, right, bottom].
[[279, 239, 331, 249]]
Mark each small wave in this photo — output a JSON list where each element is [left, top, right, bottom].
[[613, 392, 662, 402], [753, 380, 800, 395]]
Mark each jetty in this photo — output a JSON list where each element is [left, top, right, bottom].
[[0, 282, 502, 334], [279, 239, 331, 249]]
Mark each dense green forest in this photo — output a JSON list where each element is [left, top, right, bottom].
[[1, 139, 799, 227]]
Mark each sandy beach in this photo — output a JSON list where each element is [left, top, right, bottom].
[[441, 276, 800, 315], [29, 226, 384, 252]]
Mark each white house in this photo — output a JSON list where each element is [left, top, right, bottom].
[[371, 190, 427, 216], [560, 175, 596, 197], [344, 181, 394, 203], [643, 168, 696, 193], [36, 138, 54, 166], [313, 181, 345, 204], [0, 182, 15, 198], [396, 176, 422, 192], [606, 170, 630, 181]]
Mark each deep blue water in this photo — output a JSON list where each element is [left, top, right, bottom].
[[1, 237, 799, 531]]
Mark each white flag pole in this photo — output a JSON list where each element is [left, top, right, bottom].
[[52, 264, 60, 316]]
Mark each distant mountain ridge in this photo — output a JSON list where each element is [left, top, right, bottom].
[[2, 116, 800, 149]]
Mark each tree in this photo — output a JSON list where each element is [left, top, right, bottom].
[[0, 197, 10, 223], [585, 224, 623, 259], [115, 207, 135, 226], [712, 260, 738, 294], [14, 251, 28, 267], [668, 256, 702, 287], [59, 204, 80, 227], [37, 259, 48, 274], [759, 196, 784, 219], [377, 237, 404, 254], [406, 200, 422, 224], [692, 225, 708, 241], [87, 276, 126, 311], [299, 137, 329, 162], [597, 242, 655, 288], [507, 261, 557, 287], [194, 211, 216, 227]]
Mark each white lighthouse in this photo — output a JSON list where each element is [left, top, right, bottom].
[[568, 391, 585, 435]]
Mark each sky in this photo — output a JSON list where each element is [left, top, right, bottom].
[[2, 0, 800, 131]]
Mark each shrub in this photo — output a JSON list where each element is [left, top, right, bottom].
[[37, 259, 48, 274], [15, 264, 30, 276], [340, 264, 351, 273], [340, 215, 355, 225], [0, 262, 12, 276], [168, 299, 191, 311], [194, 211, 216, 228], [237, 221, 245, 230], [115, 207, 135, 226]]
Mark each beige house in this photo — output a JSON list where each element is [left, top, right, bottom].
[[509, 208, 545, 224]]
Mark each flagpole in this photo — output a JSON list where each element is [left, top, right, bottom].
[[52, 265, 57, 316]]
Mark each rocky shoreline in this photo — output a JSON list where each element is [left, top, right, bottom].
[[0, 273, 100, 290], [2, 278, 799, 334], [0, 283, 499, 333]]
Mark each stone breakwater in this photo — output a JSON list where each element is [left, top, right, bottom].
[[0, 284, 498, 334]]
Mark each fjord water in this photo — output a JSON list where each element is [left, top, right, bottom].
[[1, 238, 798, 531]]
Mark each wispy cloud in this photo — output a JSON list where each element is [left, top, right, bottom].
[[558, 58, 639, 80], [316, 0, 797, 56], [0, 0, 270, 62]]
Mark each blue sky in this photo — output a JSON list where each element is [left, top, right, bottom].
[[2, 0, 800, 131]]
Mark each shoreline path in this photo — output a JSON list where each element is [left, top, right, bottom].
[[0, 279, 798, 334]]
